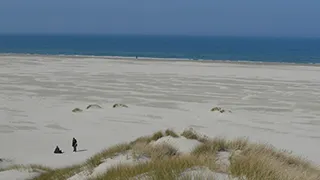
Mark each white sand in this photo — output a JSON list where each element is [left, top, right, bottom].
[[1, 55, 320, 178]]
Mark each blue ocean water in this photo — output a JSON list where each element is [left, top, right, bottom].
[[0, 35, 320, 64]]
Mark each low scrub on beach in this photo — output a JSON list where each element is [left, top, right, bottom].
[[210, 106, 231, 113], [3, 129, 320, 180]]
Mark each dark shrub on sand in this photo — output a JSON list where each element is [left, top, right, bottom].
[[113, 104, 128, 108]]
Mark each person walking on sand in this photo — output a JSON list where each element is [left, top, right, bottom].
[[72, 137, 78, 152]]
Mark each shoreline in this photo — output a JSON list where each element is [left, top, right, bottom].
[[1, 53, 320, 67]]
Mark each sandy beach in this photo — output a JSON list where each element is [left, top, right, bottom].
[[1, 55, 320, 176]]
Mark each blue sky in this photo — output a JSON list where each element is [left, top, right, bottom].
[[0, 0, 319, 37]]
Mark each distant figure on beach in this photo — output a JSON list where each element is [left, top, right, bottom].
[[72, 137, 78, 152], [54, 146, 63, 154]]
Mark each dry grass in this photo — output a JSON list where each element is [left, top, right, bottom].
[[192, 137, 248, 156], [86, 143, 131, 168], [150, 131, 164, 142], [241, 143, 315, 169], [190, 136, 320, 180], [180, 129, 208, 143], [130, 136, 152, 145], [180, 129, 198, 140], [230, 149, 320, 180], [132, 142, 178, 160], [227, 137, 249, 151], [32, 165, 82, 180], [165, 129, 179, 138], [229, 142, 320, 180], [192, 137, 229, 156], [94, 155, 214, 180], [130, 131, 164, 145], [2, 129, 319, 180]]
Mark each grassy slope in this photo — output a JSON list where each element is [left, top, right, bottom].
[[1, 129, 320, 180]]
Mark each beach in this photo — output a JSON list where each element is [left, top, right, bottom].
[[1, 55, 320, 175]]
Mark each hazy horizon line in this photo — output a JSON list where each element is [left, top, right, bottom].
[[0, 33, 320, 39]]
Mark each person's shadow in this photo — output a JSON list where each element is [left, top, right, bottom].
[[76, 149, 88, 152]]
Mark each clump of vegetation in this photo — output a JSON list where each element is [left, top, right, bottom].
[[191, 137, 249, 158], [94, 155, 211, 180], [239, 143, 316, 171], [32, 165, 82, 180], [72, 108, 83, 113], [165, 129, 179, 138], [86, 104, 102, 109], [130, 136, 153, 145], [181, 129, 208, 143], [228, 137, 249, 151], [85, 143, 132, 168], [181, 129, 199, 140], [210, 107, 231, 113], [113, 103, 128, 108], [229, 145, 320, 180], [130, 131, 165, 145], [192, 137, 229, 156], [132, 142, 178, 160], [150, 131, 164, 142]]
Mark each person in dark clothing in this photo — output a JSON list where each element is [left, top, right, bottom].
[[72, 137, 78, 152], [54, 146, 63, 154]]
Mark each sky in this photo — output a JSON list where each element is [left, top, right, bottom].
[[0, 0, 320, 37]]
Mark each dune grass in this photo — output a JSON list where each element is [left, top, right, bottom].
[[150, 131, 164, 142], [93, 155, 214, 180], [189, 135, 320, 180], [192, 137, 249, 157], [130, 131, 164, 145], [2, 129, 320, 180], [132, 142, 179, 160], [85, 144, 132, 168], [180, 129, 209, 143], [165, 129, 179, 138], [180, 129, 199, 140], [229, 145, 320, 180], [32, 165, 82, 180]]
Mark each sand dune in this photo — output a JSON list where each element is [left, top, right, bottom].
[[1, 55, 320, 179]]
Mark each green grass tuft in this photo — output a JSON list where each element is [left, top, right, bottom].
[[150, 131, 164, 142], [85, 143, 131, 168], [165, 129, 179, 138], [181, 129, 198, 140]]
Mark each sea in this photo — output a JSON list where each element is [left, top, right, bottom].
[[0, 34, 320, 64]]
